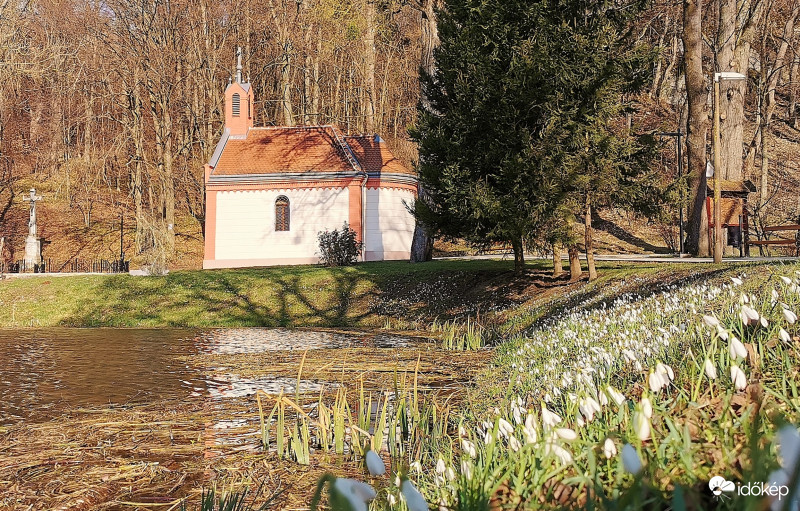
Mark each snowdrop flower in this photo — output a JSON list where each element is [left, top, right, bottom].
[[731, 277, 743, 286], [387, 493, 398, 506], [541, 403, 562, 428], [606, 386, 626, 406], [545, 441, 573, 464], [460, 439, 477, 458], [508, 436, 522, 452], [703, 315, 721, 328], [598, 391, 609, 407], [603, 438, 617, 459], [633, 410, 651, 441], [731, 364, 747, 390], [523, 414, 538, 444], [741, 305, 760, 326], [767, 425, 800, 511], [648, 371, 664, 392], [365, 449, 386, 476], [762, 316, 770, 328], [621, 444, 643, 474], [780, 328, 792, 343], [460, 460, 473, 481], [332, 478, 377, 511], [641, 396, 653, 419], [772, 288, 780, 303], [716, 324, 730, 340], [579, 397, 601, 422], [458, 425, 467, 437], [729, 337, 748, 360], [400, 479, 428, 511], [435, 458, 446, 476], [555, 428, 578, 441], [780, 276, 793, 285], [445, 467, 456, 482], [784, 309, 798, 325], [409, 461, 422, 474], [704, 358, 718, 380], [498, 418, 514, 439]]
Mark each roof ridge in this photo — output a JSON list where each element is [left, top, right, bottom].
[[330, 126, 363, 173]]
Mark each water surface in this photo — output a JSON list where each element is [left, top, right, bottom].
[[0, 328, 424, 425]]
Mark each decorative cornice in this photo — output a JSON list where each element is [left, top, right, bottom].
[[207, 171, 417, 187]]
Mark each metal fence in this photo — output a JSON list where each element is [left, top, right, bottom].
[[0, 259, 129, 274]]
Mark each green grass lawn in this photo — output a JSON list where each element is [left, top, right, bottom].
[[0, 258, 768, 329], [0, 259, 529, 328]]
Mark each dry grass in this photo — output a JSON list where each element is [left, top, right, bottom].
[[0, 343, 487, 510]]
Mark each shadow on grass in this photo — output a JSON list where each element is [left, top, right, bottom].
[[58, 259, 538, 328]]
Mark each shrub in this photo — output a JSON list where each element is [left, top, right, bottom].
[[317, 222, 363, 267]]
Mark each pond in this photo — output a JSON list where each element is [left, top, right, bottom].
[[0, 327, 489, 510], [0, 328, 426, 426]]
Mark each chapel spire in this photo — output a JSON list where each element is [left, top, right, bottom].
[[224, 45, 254, 136]]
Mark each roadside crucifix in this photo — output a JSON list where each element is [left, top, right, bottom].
[[23, 188, 43, 269], [23, 188, 42, 237]]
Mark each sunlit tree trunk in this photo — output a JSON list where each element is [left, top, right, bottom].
[[568, 246, 582, 281], [584, 197, 597, 281], [552, 243, 563, 277], [683, 0, 710, 256]]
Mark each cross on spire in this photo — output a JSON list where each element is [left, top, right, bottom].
[[236, 46, 243, 84]]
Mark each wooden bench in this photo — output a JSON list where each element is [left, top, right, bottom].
[[748, 224, 800, 255]]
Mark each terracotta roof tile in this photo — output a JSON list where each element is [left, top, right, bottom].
[[213, 126, 355, 175], [211, 126, 416, 178], [345, 135, 415, 176]]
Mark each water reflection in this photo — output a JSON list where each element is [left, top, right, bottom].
[[206, 373, 332, 399], [198, 328, 415, 354], [0, 328, 427, 425]]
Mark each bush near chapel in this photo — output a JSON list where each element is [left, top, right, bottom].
[[317, 223, 363, 267]]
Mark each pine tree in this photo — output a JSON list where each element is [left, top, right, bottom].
[[411, 0, 658, 275]]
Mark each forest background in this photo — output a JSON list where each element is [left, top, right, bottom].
[[0, 0, 798, 269]]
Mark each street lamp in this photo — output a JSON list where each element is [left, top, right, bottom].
[[712, 71, 747, 264]]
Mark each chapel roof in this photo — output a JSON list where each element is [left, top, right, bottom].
[[344, 135, 415, 176], [210, 126, 414, 177]]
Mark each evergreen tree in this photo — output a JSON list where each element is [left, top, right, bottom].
[[411, 0, 658, 275]]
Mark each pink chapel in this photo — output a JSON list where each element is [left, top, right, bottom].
[[203, 55, 418, 269]]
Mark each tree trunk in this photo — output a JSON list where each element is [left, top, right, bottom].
[[790, 50, 799, 129], [280, 42, 294, 126], [716, 0, 745, 182], [683, 0, 710, 256], [552, 243, 563, 277], [759, 121, 769, 209], [409, 0, 441, 263], [512, 237, 525, 274], [568, 246, 582, 281], [584, 198, 597, 281], [364, 0, 377, 133]]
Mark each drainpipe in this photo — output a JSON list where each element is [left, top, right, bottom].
[[360, 171, 368, 262]]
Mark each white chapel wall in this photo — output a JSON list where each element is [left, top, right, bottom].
[[364, 187, 416, 261], [214, 188, 349, 264]]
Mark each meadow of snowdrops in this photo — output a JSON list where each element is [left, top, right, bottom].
[[308, 263, 800, 511]]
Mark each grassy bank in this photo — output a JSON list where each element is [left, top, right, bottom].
[[0, 258, 730, 329]]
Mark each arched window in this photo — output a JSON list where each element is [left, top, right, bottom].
[[232, 93, 240, 116], [275, 196, 290, 231]]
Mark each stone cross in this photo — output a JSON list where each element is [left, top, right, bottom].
[[23, 188, 42, 237]]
